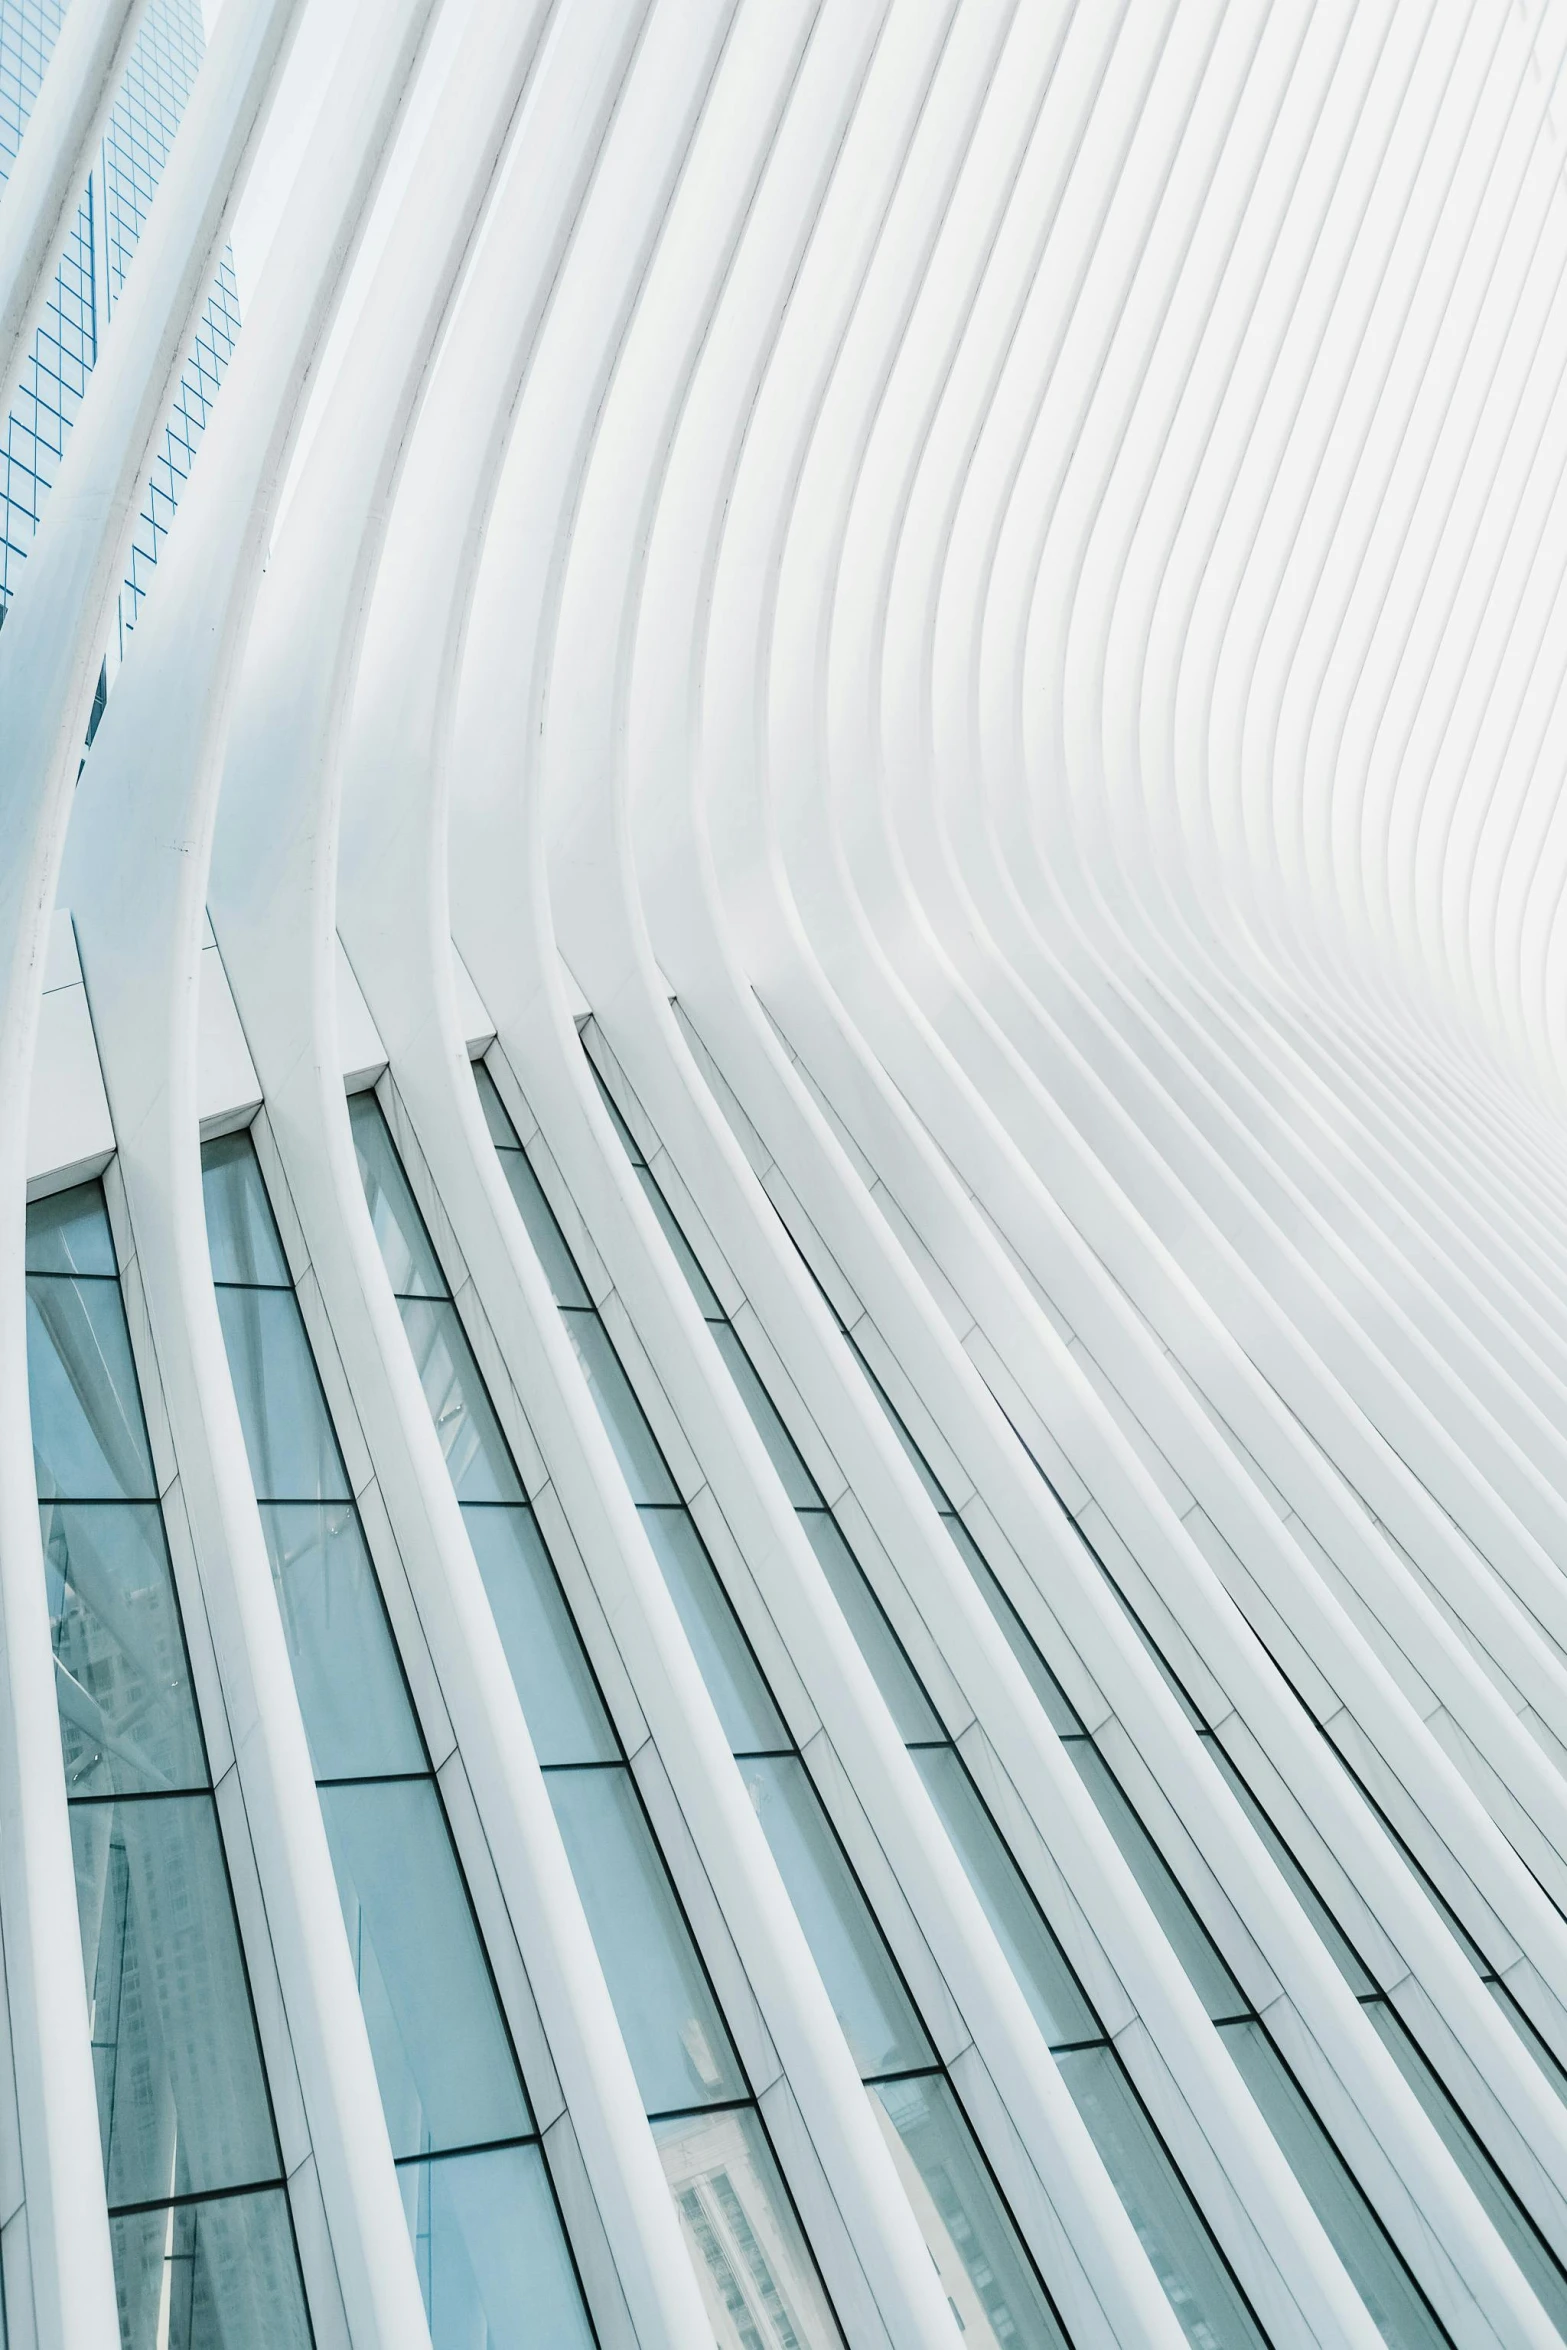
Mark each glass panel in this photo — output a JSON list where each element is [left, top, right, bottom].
[[259, 1503, 423, 1781], [494, 1143, 592, 1309], [460, 1505, 616, 1766], [546, 1765, 745, 2114], [871, 2072, 1068, 2350], [318, 1777, 531, 2160], [26, 1181, 116, 1275], [348, 1094, 448, 1299], [1056, 2045, 1267, 2350], [27, 1275, 155, 1500], [655, 2105, 845, 2349], [71, 1795, 280, 2204], [1364, 2001, 1567, 2337], [709, 1324, 819, 1507], [107, 2187, 312, 2350], [910, 1747, 1097, 2047], [399, 2144, 596, 2350], [43, 1502, 205, 1796], [638, 1507, 788, 1755], [588, 1064, 646, 1167], [397, 1298, 524, 1504], [561, 1311, 678, 1503], [943, 1517, 1083, 1736], [472, 1061, 521, 1153], [797, 1512, 942, 1743], [200, 1135, 291, 1287], [636, 1166, 723, 1318], [1066, 1744, 1245, 2022], [216, 1286, 350, 1504], [741, 1754, 933, 2080], [1220, 2020, 1444, 2350]]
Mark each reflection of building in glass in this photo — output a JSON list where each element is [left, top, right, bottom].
[[657, 2106, 839, 2350], [0, 0, 240, 659]]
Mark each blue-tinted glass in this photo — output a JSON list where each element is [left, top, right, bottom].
[[319, 1777, 531, 2159], [561, 1311, 678, 1503], [1219, 2021, 1444, 2350], [460, 1506, 615, 1765], [471, 1061, 520, 1152], [871, 2073, 1067, 2350], [655, 2105, 845, 2348], [397, 1297, 524, 1503], [634, 1167, 723, 1317], [709, 1324, 819, 1506], [1056, 2045, 1266, 2350], [546, 1765, 745, 2114], [910, 1746, 1097, 2046], [1065, 1744, 1244, 2022], [259, 1503, 423, 1780], [216, 1284, 350, 1503], [108, 2188, 312, 2350], [742, 1755, 932, 2080], [638, 1507, 788, 1755], [399, 2144, 596, 2350], [43, 1501, 204, 1796], [587, 1064, 646, 1167], [201, 1135, 291, 1286], [496, 1146, 592, 1309], [348, 1094, 449, 1298], [71, 1794, 280, 2203], [27, 1273, 156, 1499], [943, 1516, 1083, 1735], [26, 1181, 115, 1274], [797, 1511, 942, 1743]]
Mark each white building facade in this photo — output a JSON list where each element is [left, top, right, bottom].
[[4, 2, 1567, 2347]]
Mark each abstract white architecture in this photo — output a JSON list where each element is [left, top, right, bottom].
[[3, 1, 1567, 2345]]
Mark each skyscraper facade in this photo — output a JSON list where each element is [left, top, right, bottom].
[[6, 5, 1567, 2350]]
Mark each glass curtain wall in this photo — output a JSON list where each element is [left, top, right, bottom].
[[591, 1030, 1567, 2346], [25, 1180, 313, 2349], [571, 1057, 1290, 2350], [468, 1062, 1083, 2350], [345, 1089, 842, 2350], [199, 1132, 596, 2350]]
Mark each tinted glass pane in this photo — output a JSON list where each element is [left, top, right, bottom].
[[200, 1135, 291, 1287], [944, 1518, 1083, 1736], [656, 2105, 844, 2349], [27, 1274, 155, 1500], [635, 1168, 723, 1317], [26, 1181, 115, 1275], [397, 1297, 523, 1504], [871, 2073, 1068, 2350], [709, 1324, 818, 1507], [472, 1061, 521, 1152], [1057, 2044, 1266, 2350], [216, 1286, 350, 1503], [460, 1505, 615, 1766], [348, 1095, 447, 1298], [741, 1755, 932, 2080], [71, 1795, 279, 2203], [547, 1765, 745, 2114], [797, 1511, 942, 1743], [1065, 1744, 1245, 2021], [108, 2187, 312, 2350], [561, 1311, 678, 1503], [495, 1144, 591, 1309], [588, 1065, 645, 1167], [910, 1746, 1097, 2046], [43, 1502, 204, 1796], [638, 1507, 788, 1755], [399, 2144, 596, 2350], [318, 1777, 530, 2159], [1219, 2020, 1444, 2350], [1364, 2001, 1567, 2337], [259, 1503, 423, 1780]]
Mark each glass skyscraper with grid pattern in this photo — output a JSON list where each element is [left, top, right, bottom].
[[0, 0, 240, 656]]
